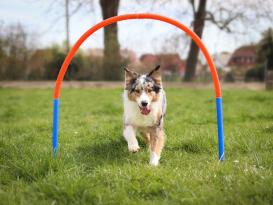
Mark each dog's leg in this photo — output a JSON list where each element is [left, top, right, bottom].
[[149, 129, 165, 166], [123, 125, 140, 152], [140, 131, 151, 147]]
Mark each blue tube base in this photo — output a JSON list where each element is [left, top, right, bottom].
[[52, 99, 59, 158], [51, 98, 225, 161], [216, 97, 224, 161]]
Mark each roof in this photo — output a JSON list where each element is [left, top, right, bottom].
[[228, 45, 257, 67], [140, 53, 185, 73], [231, 45, 256, 58]]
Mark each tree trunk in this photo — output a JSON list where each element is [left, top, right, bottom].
[[99, 0, 121, 80], [184, 0, 207, 81], [65, 0, 70, 53]]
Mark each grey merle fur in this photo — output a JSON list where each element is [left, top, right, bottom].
[[126, 75, 161, 93]]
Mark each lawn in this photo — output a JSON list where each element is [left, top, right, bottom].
[[0, 87, 272, 205]]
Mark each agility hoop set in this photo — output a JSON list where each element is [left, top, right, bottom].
[[52, 13, 225, 161]]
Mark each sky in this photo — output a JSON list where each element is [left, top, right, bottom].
[[0, 0, 271, 58]]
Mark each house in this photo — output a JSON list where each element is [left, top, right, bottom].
[[228, 45, 257, 80], [140, 53, 186, 77], [212, 52, 232, 80], [213, 52, 232, 72]]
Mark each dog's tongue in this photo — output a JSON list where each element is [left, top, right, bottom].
[[140, 107, 151, 115]]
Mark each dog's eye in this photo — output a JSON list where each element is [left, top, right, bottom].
[[134, 89, 140, 94], [147, 89, 153, 93], [153, 85, 161, 93]]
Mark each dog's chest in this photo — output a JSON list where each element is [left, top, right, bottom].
[[124, 103, 158, 127], [123, 97, 160, 127]]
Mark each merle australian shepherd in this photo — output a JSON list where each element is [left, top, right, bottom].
[[123, 65, 166, 166]]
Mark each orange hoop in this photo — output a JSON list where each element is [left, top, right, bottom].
[[53, 13, 221, 99], [52, 13, 224, 161]]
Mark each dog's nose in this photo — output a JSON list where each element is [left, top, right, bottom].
[[141, 101, 148, 107]]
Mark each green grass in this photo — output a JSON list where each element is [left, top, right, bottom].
[[0, 88, 272, 205]]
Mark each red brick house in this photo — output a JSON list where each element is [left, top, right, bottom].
[[228, 45, 256, 68], [228, 45, 257, 80], [140, 53, 186, 77]]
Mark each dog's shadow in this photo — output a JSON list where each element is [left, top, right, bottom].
[[76, 137, 148, 167], [75, 138, 126, 167], [75, 137, 211, 169], [75, 135, 148, 168]]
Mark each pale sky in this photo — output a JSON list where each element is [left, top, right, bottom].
[[0, 0, 271, 57]]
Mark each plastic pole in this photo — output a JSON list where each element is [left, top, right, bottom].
[[52, 99, 59, 158]]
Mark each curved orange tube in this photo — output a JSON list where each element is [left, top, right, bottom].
[[53, 13, 221, 98]]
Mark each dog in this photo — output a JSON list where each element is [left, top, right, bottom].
[[123, 65, 166, 166]]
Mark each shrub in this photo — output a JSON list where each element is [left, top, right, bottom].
[[245, 65, 265, 82], [224, 72, 235, 82]]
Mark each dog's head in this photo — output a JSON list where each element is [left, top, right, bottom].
[[124, 65, 162, 115]]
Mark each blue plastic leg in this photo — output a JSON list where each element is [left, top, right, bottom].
[[52, 99, 59, 158], [216, 97, 224, 161]]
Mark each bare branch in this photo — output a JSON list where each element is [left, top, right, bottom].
[[69, 1, 83, 17], [205, 11, 243, 33]]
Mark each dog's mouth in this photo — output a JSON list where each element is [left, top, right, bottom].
[[139, 106, 151, 115]]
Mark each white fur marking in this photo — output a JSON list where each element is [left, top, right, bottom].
[[137, 92, 150, 107], [149, 152, 160, 166], [139, 75, 146, 84], [123, 90, 164, 127], [123, 126, 139, 152]]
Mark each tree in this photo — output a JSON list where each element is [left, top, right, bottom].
[[245, 28, 273, 82], [0, 23, 4, 78], [184, 0, 251, 81], [43, 0, 87, 53], [0, 23, 30, 80], [256, 28, 273, 70], [99, 0, 121, 80], [44, 45, 81, 80], [140, 0, 273, 81], [46, 0, 121, 80], [184, 0, 207, 81], [65, 0, 70, 53], [185, 0, 273, 81]]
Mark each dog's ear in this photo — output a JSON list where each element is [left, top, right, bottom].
[[124, 68, 139, 88], [147, 65, 161, 85]]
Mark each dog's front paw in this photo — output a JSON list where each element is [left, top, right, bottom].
[[128, 144, 140, 152], [149, 152, 160, 166]]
